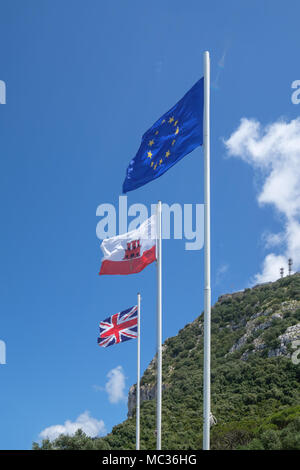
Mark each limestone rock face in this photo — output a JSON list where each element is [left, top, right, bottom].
[[268, 323, 300, 358], [229, 318, 272, 354], [227, 299, 300, 360], [127, 382, 169, 417], [127, 383, 157, 418]]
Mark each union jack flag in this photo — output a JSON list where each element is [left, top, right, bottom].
[[97, 305, 138, 348]]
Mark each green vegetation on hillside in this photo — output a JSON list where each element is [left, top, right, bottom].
[[34, 274, 300, 450]]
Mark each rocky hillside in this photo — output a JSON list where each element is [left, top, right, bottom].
[[35, 273, 300, 450]]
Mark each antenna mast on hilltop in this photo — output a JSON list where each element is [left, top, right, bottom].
[[288, 258, 293, 276], [280, 267, 284, 278]]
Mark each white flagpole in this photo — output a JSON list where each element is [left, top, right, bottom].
[[156, 200, 162, 450], [203, 50, 211, 450], [136, 293, 141, 450]]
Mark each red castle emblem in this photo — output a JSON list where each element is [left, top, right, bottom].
[[123, 240, 141, 260]]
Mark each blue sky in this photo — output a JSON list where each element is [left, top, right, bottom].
[[0, 0, 300, 449]]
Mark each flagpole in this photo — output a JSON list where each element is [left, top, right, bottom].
[[136, 293, 141, 450], [203, 50, 211, 450], [156, 200, 162, 450]]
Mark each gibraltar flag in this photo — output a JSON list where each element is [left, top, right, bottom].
[[99, 215, 157, 275]]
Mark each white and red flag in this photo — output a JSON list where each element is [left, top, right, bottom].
[[99, 215, 156, 275]]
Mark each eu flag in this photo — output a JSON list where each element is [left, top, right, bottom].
[[122, 78, 204, 193]]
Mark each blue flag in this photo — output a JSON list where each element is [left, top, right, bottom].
[[122, 78, 204, 193]]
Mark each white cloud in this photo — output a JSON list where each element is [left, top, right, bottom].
[[39, 411, 106, 441], [253, 253, 287, 284], [262, 231, 286, 249], [105, 366, 126, 404], [224, 117, 300, 283]]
